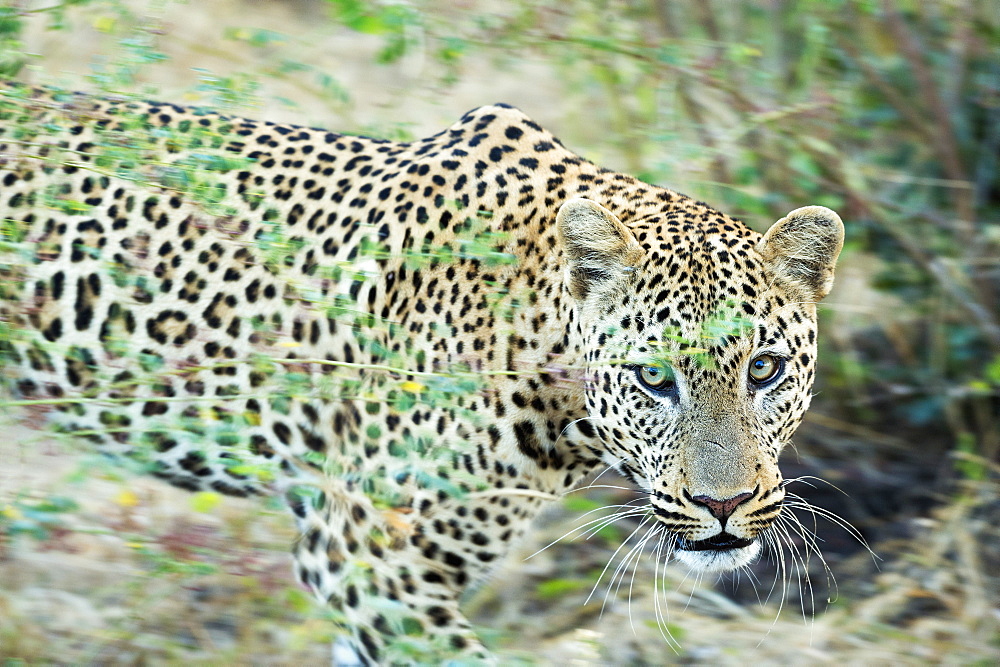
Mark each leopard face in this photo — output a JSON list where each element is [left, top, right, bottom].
[[559, 199, 843, 572]]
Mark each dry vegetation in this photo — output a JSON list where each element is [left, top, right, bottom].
[[1, 0, 998, 664]]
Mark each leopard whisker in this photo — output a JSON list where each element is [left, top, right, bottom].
[[760, 527, 788, 607], [587, 513, 655, 606], [524, 505, 650, 560], [774, 513, 820, 622], [782, 494, 878, 564], [625, 524, 663, 635], [782, 474, 848, 496], [756, 520, 797, 646], [771, 505, 840, 643], [580, 508, 653, 540], [772, 516, 813, 625], [651, 530, 683, 653], [555, 414, 608, 443], [602, 516, 659, 623], [572, 483, 644, 494]]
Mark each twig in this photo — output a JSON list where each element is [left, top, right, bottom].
[[880, 0, 973, 227], [803, 412, 908, 450]]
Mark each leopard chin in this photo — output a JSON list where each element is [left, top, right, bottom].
[[673, 536, 762, 572]]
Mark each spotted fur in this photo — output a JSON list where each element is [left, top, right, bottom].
[[0, 84, 843, 663]]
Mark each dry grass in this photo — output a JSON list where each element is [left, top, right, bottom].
[[3, 416, 997, 664]]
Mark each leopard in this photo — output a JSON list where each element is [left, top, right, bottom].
[[0, 83, 844, 663]]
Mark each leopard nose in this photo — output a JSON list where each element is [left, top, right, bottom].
[[690, 491, 754, 522]]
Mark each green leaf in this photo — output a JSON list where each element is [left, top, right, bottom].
[[535, 578, 585, 599], [190, 491, 223, 513], [985, 356, 1000, 385], [561, 495, 603, 514]]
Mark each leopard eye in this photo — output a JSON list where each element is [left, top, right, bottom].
[[637, 365, 674, 391], [748, 354, 783, 385]]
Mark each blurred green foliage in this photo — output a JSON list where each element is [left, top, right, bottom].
[[0, 494, 78, 542]]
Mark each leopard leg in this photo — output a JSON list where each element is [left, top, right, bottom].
[[292, 489, 495, 665]]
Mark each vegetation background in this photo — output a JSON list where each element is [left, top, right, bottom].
[[0, 0, 997, 663]]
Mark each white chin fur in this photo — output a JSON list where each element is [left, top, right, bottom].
[[674, 540, 761, 572]]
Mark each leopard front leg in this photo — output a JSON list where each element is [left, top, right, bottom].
[[292, 490, 497, 665]]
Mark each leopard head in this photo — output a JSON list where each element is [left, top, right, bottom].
[[558, 197, 844, 571]]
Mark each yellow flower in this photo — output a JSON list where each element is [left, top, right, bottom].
[[115, 489, 139, 507], [191, 491, 222, 513], [400, 381, 425, 393]]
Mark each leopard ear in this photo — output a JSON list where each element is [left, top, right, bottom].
[[758, 205, 844, 301], [557, 198, 642, 300]]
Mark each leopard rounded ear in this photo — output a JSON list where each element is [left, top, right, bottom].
[[758, 205, 844, 301], [557, 198, 642, 300]]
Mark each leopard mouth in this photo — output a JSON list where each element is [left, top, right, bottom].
[[676, 532, 754, 552], [672, 533, 761, 571]]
